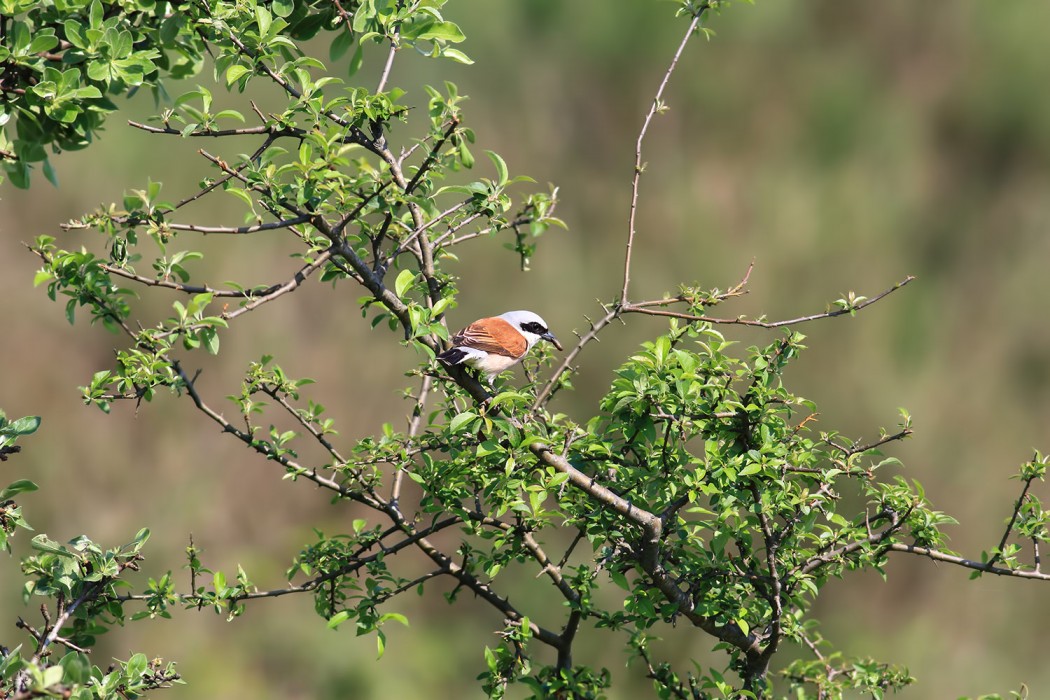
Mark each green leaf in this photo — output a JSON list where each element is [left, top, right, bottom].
[[89, 0, 103, 29], [6, 416, 40, 436], [0, 480, 39, 500], [419, 21, 465, 43], [225, 63, 249, 86], [379, 612, 409, 627], [213, 109, 245, 122], [486, 151, 508, 186], [31, 535, 72, 557], [126, 653, 148, 677], [255, 6, 272, 35], [431, 296, 455, 317], [348, 43, 365, 77], [449, 411, 478, 433], [739, 463, 762, 477], [28, 33, 59, 55], [330, 29, 354, 62], [442, 48, 473, 65], [41, 665, 64, 689], [394, 269, 416, 298], [327, 610, 351, 629], [202, 329, 220, 355], [129, 527, 150, 549], [42, 159, 59, 188]]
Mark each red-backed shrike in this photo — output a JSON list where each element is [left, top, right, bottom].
[[437, 310, 562, 381]]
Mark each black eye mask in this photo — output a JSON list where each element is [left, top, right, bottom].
[[520, 322, 548, 336]]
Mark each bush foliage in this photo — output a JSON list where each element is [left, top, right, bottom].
[[2, 1, 1047, 698]]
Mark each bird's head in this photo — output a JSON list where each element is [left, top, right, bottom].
[[498, 310, 563, 351]]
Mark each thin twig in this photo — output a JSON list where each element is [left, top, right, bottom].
[[889, 543, 1050, 581], [64, 214, 311, 235], [621, 9, 704, 306], [392, 375, 433, 505], [531, 263, 753, 413], [530, 305, 618, 412], [376, 40, 398, 93], [826, 428, 913, 457], [173, 135, 276, 210], [128, 120, 304, 139], [100, 264, 277, 297], [148, 250, 334, 344], [390, 201, 470, 263], [622, 276, 916, 329]]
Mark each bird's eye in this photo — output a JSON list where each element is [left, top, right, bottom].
[[522, 322, 547, 335]]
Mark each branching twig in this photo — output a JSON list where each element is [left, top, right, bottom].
[[827, 428, 913, 457], [987, 473, 1039, 569], [171, 360, 381, 508], [173, 134, 277, 210], [797, 508, 908, 577]]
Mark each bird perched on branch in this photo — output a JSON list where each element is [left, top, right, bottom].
[[437, 310, 562, 382]]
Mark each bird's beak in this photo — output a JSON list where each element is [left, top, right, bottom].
[[542, 332, 563, 351]]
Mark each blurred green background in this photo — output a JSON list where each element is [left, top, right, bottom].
[[3, 0, 1050, 696]]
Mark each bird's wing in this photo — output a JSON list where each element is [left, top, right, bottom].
[[451, 317, 527, 358]]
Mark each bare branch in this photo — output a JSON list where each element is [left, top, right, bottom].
[[621, 10, 705, 305]]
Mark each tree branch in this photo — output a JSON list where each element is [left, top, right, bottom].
[[889, 543, 1050, 581], [623, 276, 915, 329]]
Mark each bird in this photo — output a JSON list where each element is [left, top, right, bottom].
[[437, 310, 563, 382]]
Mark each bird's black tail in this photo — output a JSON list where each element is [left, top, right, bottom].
[[436, 347, 468, 367]]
